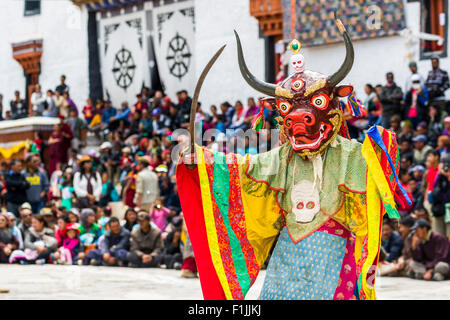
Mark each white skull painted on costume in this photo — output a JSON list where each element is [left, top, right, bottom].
[[291, 180, 320, 223], [290, 53, 305, 73]]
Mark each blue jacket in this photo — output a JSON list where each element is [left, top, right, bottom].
[[114, 107, 131, 122], [382, 231, 404, 262], [101, 107, 117, 124]]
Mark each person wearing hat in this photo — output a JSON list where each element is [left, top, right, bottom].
[[412, 135, 433, 165], [404, 73, 429, 129], [135, 156, 159, 211], [126, 210, 164, 268], [404, 61, 425, 93], [53, 222, 80, 265], [40, 207, 56, 230], [73, 155, 102, 209], [429, 152, 450, 238], [409, 219, 450, 281], [152, 107, 171, 135], [425, 55, 449, 109]]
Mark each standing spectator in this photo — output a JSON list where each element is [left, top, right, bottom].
[[425, 55, 449, 111], [405, 61, 425, 93], [0, 212, 19, 263], [59, 115, 74, 164], [10, 90, 28, 119], [5, 159, 30, 217], [378, 72, 404, 129], [73, 155, 102, 209], [409, 219, 450, 281], [404, 74, 429, 129], [127, 211, 163, 268], [23, 155, 49, 214], [43, 90, 58, 117], [30, 84, 47, 116], [176, 90, 192, 128], [48, 124, 65, 176], [135, 156, 159, 211], [54, 90, 65, 116], [88, 217, 129, 266], [430, 153, 450, 239], [149, 199, 172, 232], [55, 75, 70, 95], [66, 108, 87, 151]]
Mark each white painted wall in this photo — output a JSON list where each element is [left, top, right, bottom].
[[0, 1, 89, 115], [194, 0, 266, 111]]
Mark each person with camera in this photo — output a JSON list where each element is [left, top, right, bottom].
[[430, 152, 450, 239]]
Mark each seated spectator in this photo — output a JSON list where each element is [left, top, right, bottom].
[[0, 212, 19, 263], [122, 208, 139, 232], [18, 203, 33, 241], [412, 135, 433, 165], [77, 208, 103, 265], [407, 178, 424, 212], [97, 206, 112, 229], [127, 211, 164, 268], [52, 223, 80, 265], [55, 214, 70, 247], [396, 170, 414, 216], [393, 216, 416, 277], [430, 153, 450, 239], [23, 214, 57, 264], [409, 219, 450, 281], [6, 212, 23, 250], [381, 220, 404, 264], [67, 208, 79, 223], [437, 136, 450, 155], [83, 98, 95, 125], [85, 217, 129, 267], [411, 207, 432, 223], [40, 207, 56, 230], [159, 215, 183, 270]]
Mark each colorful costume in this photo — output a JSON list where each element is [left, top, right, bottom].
[[177, 18, 410, 300]]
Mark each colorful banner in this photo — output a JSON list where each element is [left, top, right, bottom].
[[282, 0, 406, 46]]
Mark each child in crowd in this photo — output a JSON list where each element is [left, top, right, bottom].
[[82, 98, 94, 125], [60, 168, 75, 211], [53, 223, 80, 265]]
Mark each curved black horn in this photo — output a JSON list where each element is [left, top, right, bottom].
[[234, 30, 277, 97], [329, 19, 354, 87]]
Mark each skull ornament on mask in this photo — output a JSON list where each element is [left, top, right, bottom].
[[291, 180, 320, 223], [290, 53, 305, 73], [235, 18, 355, 158]]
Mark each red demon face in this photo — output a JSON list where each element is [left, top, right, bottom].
[[268, 71, 353, 157]]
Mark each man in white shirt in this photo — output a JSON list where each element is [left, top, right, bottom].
[[135, 156, 159, 211], [30, 84, 47, 116]]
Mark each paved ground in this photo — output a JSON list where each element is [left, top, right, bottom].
[[0, 265, 449, 300]]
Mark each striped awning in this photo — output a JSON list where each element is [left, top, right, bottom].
[[72, 0, 150, 12]]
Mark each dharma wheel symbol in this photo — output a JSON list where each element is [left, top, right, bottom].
[[166, 33, 192, 80], [112, 47, 136, 89]]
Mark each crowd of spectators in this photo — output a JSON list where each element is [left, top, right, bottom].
[[0, 56, 449, 282]]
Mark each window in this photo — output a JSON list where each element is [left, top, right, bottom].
[[24, 0, 41, 17], [421, 0, 448, 59]]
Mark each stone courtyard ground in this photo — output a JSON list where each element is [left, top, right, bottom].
[[0, 264, 449, 300]]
